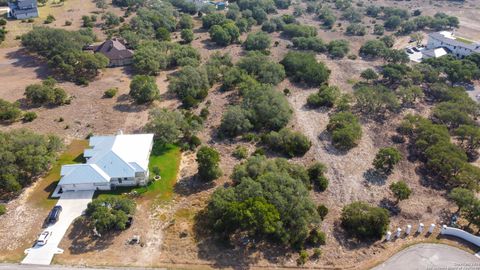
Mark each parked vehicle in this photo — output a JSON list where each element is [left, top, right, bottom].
[[412, 47, 420, 52], [406, 48, 414, 54], [36, 231, 52, 246], [47, 205, 62, 224]]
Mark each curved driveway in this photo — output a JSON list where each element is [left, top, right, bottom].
[[374, 243, 480, 270]]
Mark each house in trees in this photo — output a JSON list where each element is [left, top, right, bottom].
[[426, 31, 480, 59], [58, 132, 154, 191], [92, 38, 134, 67], [8, 0, 38, 19]]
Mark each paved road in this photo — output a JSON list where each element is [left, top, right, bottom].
[[0, 264, 163, 270], [21, 190, 94, 265], [374, 243, 480, 270]]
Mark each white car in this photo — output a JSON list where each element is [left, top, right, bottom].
[[36, 230, 52, 246]]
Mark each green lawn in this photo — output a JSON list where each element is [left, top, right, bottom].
[[28, 140, 88, 209], [94, 143, 181, 203]]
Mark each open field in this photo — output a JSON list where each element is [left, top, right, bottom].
[[0, 0, 480, 268]]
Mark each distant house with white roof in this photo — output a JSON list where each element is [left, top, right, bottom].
[[8, 0, 38, 19], [426, 31, 480, 59], [58, 132, 154, 192]]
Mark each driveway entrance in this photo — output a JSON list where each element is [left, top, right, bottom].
[[21, 190, 94, 265]]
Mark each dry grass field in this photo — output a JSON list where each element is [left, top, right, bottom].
[[1, 0, 480, 268]]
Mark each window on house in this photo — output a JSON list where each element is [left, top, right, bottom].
[[118, 178, 122, 184]]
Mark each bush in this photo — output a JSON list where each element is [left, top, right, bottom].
[[307, 229, 326, 245], [307, 85, 340, 108], [129, 75, 159, 104], [327, 112, 362, 151], [196, 146, 222, 181], [263, 128, 311, 157], [291, 36, 326, 52], [308, 163, 329, 191], [219, 106, 253, 137], [86, 197, 136, 233], [359, 40, 387, 58], [317, 204, 329, 220], [24, 78, 69, 106], [341, 201, 390, 239], [373, 147, 402, 175], [237, 52, 285, 85], [44, 14, 56, 24], [233, 145, 248, 159], [346, 23, 366, 36], [389, 181, 411, 203], [104, 87, 118, 98], [244, 31, 271, 51], [65, 20, 72, 26], [0, 99, 23, 123], [181, 29, 194, 43], [0, 204, 5, 215], [281, 51, 330, 86], [297, 250, 308, 266], [282, 24, 317, 38], [209, 22, 240, 46], [23, 111, 37, 122]]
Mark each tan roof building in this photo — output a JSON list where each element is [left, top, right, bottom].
[[94, 38, 134, 67]]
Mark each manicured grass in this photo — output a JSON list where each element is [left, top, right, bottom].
[[27, 140, 88, 209], [94, 143, 181, 203]]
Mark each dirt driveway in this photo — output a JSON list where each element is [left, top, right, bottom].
[[21, 190, 94, 265]]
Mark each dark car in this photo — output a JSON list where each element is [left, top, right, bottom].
[[412, 47, 420, 52], [406, 48, 414, 54], [48, 205, 62, 224]]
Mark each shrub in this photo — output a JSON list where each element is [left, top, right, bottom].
[[282, 24, 317, 38], [341, 201, 390, 239], [237, 51, 285, 85], [44, 14, 56, 24], [23, 111, 37, 122], [308, 163, 329, 191], [307, 85, 341, 108], [196, 146, 222, 181], [233, 145, 248, 159], [263, 128, 311, 157], [0, 204, 5, 215], [24, 78, 69, 106], [86, 197, 136, 233], [129, 75, 159, 104], [104, 87, 118, 98], [219, 106, 253, 137], [297, 250, 308, 266], [281, 51, 330, 86], [359, 40, 387, 58], [317, 204, 329, 220], [65, 20, 72, 26], [168, 66, 209, 107], [0, 99, 23, 123], [389, 181, 411, 203], [307, 229, 326, 245], [181, 29, 194, 43], [327, 112, 362, 150], [244, 31, 271, 51], [373, 147, 402, 175]]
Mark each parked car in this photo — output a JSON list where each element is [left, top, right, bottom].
[[412, 47, 420, 52], [405, 48, 414, 54], [47, 205, 62, 224], [36, 230, 52, 246]]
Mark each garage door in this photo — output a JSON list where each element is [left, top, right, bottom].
[[62, 183, 96, 191]]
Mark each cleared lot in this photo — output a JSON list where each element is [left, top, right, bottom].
[[374, 243, 480, 270], [21, 190, 94, 265]]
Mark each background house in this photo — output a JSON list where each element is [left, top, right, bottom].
[[427, 31, 480, 58], [8, 0, 38, 19], [93, 38, 134, 67], [58, 133, 154, 192]]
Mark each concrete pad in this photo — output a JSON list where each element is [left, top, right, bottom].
[[21, 190, 94, 265], [374, 243, 480, 270]]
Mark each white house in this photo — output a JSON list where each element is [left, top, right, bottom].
[[426, 31, 480, 59], [58, 133, 154, 192], [8, 0, 38, 20]]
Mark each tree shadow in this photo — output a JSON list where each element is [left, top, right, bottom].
[[66, 217, 118, 254], [192, 210, 290, 269], [363, 168, 387, 186], [331, 221, 378, 251], [380, 198, 400, 216], [6, 48, 51, 80], [318, 130, 350, 157], [173, 175, 215, 197]]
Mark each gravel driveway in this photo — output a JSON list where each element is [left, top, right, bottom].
[[374, 243, 480, 270], [21, 190, 94, 265]]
